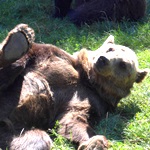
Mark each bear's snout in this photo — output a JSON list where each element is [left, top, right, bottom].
[[97, 56, 109, 67]]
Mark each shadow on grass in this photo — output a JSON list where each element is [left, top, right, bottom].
[[96, 102, 141, 141]]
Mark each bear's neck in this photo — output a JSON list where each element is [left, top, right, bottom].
[[77, 66, 119, 107], [88, 69, 131, 108]]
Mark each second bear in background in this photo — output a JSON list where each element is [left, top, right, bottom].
[[54, 0, 146, 26]]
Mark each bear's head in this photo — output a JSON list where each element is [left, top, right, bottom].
[[77, 35, 148, 107]]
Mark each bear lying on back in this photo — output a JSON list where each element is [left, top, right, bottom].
[[0, 24, 148, 149], [54, 0, 147, 26]]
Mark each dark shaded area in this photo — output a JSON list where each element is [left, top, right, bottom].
[[53, 0, 146, 26]]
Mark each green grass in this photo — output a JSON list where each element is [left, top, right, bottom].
[[0, 0, 150, 149]]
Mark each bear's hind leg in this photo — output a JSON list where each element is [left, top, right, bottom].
[[9, 129, 53, 150], [0, 24, 35, 67]]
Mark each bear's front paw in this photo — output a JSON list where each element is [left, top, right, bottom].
[[78, 135, 108, 150], [0, 24, 35, 67]]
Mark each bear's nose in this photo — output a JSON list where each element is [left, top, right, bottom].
[[97, 56, 109, 67]]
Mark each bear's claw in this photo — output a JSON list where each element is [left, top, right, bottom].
[[12, 24, 35, 48]]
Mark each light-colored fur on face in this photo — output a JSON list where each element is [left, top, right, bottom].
[[93, 43, 139, 86], [76, 35, 148, 106]]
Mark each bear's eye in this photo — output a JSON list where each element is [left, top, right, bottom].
[[106, 48, 114, 52], [119, 61, 126, 70]]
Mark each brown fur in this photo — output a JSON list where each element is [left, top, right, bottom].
[[9, 129, 52, 150], [0, 24, 148, 149], [54, 0, 147, 26]]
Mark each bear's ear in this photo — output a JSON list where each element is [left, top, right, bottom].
[[103, 35, 114, 45], [136, 69, 149, 83], [96, 35, 115, 52]]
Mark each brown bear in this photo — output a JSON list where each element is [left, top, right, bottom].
[[0, 24, 148, 150], [54, 0, 147, 26]]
